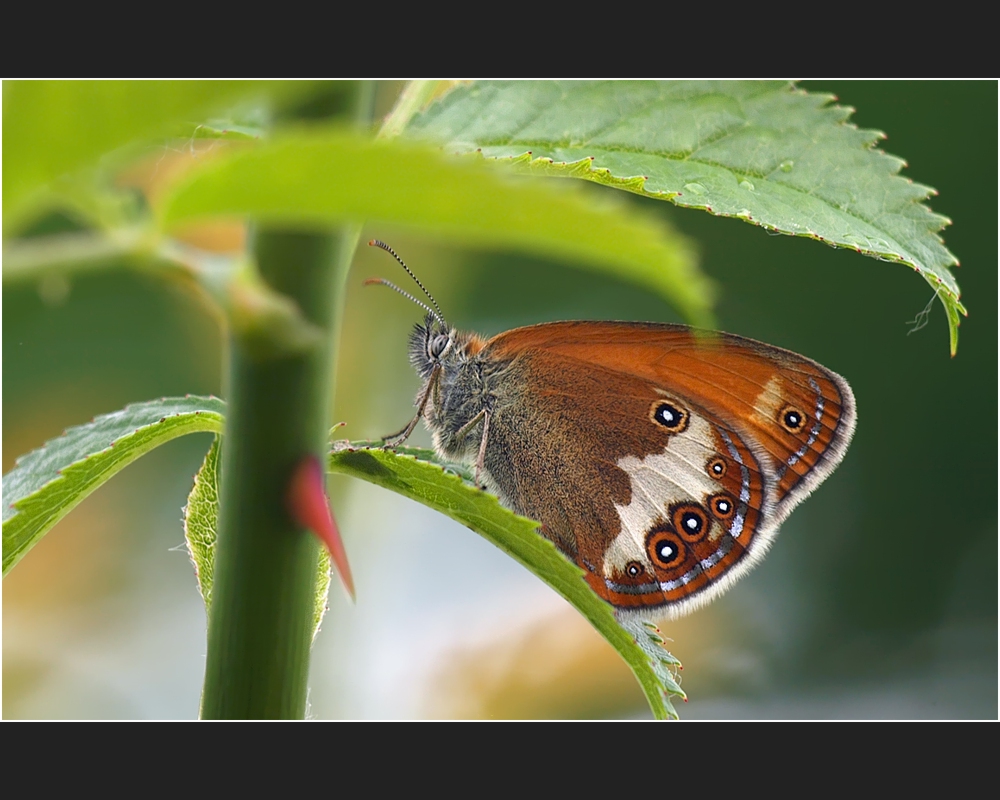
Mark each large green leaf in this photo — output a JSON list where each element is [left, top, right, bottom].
[[328, 443, 685, 720], [2, 80, 317, 227], [2, 396, 225, 575], [158, 129, 713, 328], [406, 80, 965, 354]]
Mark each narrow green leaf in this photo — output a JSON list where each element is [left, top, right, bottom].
[[184, 435, 331, 639], [2, 396, 225, 576], [328, 443, 685, 720], [406, 80, 965, 353], [184, 436, 223, 608], [158, 129, 713, 328]]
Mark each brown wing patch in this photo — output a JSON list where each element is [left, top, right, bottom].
[[476, 322, 853, 616], [486, 320, 855, 517]]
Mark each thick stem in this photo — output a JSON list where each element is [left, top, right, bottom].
[[199, 81, 373, 719], [201, 230, 345, 719]]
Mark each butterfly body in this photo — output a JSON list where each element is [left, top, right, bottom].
[[406, 314, 856, 620]]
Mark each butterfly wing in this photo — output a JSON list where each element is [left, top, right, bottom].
[[477, 321, 856, 618]]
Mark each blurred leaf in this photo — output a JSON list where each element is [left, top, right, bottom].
[[2, 80, 318, 231], [183, 435, 330, 639], [328, 443, 685, 720], [406, 80, 965, 353], [159, 129, 713, 328], [2, 396, 225, 576], [181, 121, 266, 141]]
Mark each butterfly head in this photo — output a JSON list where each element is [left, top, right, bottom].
[[409, 313, 455, 378], [408, 313, 486, 378], [367, 240, 484, 380]]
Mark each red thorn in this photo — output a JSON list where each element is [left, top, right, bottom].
[[288, 455, 355, 601]]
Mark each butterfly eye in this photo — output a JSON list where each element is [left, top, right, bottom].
[[428, 334, 450, 358], [709, 494, 735, 521], [649, 401, 689, 433], [647, 529, 685, 569], [707, 457, 727, 478], [780, 405, 806, 433], [671, 503, 709, 542]]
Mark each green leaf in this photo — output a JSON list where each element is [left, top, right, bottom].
[[158, 129, 713, 328], [2, 80, 318, 230], [2, 396, 225, 576], [184, 435, 223, 608], [183, 435, 331, 640], [328, 443, 685, 720], [406, 80, 965, 354]]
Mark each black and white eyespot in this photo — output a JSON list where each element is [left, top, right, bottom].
[[780, 405, 806, 433], [625, 560, 645, 578], [428, 333, 451, 359], [709, 493, 735, 521], [649, 401, 689, 433], [647, 529, 685, 570], [671, 503, 709, 542], [707, 457, 727, 478]]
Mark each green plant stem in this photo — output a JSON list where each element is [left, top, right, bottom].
[[200, 229, 346, 719], [199, 81, 374, 720]]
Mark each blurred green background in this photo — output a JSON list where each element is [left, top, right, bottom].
[[3, 81, 996, 719]]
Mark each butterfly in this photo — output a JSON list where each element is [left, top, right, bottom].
[[368, 241, 857, 620]]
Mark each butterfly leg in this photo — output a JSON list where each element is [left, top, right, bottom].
[[475, 409, 490, 488], [382, 366, 440, 447], [451, 408, 490, 487]]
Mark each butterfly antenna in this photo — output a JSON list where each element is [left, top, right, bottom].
[[368, 240, 447, 326], [363, 278, 445, 326]]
